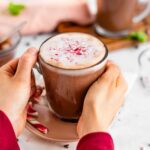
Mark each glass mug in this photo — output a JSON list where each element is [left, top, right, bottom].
[[0, 23, 21, 66], [138, 48, 150, 91], [87, 0, 150, 37], [36, 33, 108, 122]]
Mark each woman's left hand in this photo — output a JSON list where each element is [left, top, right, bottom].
[[0, 48, 38, 137]]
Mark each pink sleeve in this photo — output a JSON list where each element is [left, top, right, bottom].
[[77, 132, 114, 150], [0, 111, 20, 150]]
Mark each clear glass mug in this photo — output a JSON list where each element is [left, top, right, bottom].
[[36, 33, 108, 122], [138, 48, 150, 90], [87, 0, 150, 37], [0, 23, 21, 66]]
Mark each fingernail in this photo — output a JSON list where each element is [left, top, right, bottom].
[[107, 60, 114, 65], [27, 48, 38, 55]]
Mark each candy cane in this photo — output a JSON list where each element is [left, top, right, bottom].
[[32, 86, 45, 102], [27, 102, 39, 117], [27, 115, 48, 134]]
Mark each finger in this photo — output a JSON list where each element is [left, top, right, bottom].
[[0, 58, 19, 76], [107, 60, 114, 65], [116, 73, 128, 93], [109, 96, 125, 125], [15, 48, 38, 81], [117, 96, 126, 111], [98, 62, 120, 84], [30, 70, 36, 97]]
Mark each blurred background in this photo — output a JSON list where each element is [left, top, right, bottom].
[[0, 0, 150, 150], [0, 0, 150, 64]]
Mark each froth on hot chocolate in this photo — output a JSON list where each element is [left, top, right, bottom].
[[40, 33, 106, 69]]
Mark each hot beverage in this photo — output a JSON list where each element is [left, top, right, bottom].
[[93, 0, 150, 37], [96, 0, 137, 31], [39, 33, 108, 120]]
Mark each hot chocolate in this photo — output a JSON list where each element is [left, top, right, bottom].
[[96, 0, 137, 32], [39, 33, 108, 121]]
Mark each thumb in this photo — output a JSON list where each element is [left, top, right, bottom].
[[15, 48, 38, 81]]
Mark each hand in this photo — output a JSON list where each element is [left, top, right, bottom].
[[0, 0, 93, 35], [0, 48, 38, 137], [77, 61, 128, 138]]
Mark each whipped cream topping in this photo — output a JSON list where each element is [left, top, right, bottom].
[[40, 33, 106, 69]]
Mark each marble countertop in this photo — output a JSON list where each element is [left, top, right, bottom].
[[15, 33, 150, 150]]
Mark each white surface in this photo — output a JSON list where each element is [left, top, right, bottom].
[[15, 33, 150, 150]]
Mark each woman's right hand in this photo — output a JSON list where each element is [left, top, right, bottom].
[[77, 61, 128, 138]]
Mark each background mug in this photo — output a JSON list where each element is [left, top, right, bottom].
[[87, 0, 150, 37]]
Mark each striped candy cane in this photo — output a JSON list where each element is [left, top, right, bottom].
[[27, 115, 48, 134], [27, 102, 39, 117], [32, 86, 45, 102]]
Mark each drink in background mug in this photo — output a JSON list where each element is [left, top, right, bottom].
[[87, 0, 150, 37], [37, 33, 108, 121]]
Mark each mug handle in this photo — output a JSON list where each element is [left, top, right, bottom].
[[133, 0, 150, 23], [34, 63, 42, 74], [32, 62, 49, 108]]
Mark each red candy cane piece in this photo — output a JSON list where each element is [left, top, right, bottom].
[[27, 102, 39, 117], [27, 115, 48, 134], [34, 86, 44, 98], [32, 86, 44, 102]]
